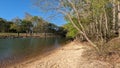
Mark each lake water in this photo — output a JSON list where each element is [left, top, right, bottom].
[[0, 37, 65, 66]]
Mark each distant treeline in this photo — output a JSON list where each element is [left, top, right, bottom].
[[0, 13, 67, 37]]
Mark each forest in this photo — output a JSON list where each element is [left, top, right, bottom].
[[0, 13, 67, 37]]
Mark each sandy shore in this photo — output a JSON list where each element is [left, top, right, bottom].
[[7, 41, 119, 68]]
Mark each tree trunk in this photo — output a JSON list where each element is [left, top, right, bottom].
[[113, 0, 116, 32], [118, 1, 120, 37], [17, 32, 19, 37], [26, 31, 28, 37], [104, 7, 109, 42]]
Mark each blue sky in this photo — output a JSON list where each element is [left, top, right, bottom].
[[0, 0, 66, 26]]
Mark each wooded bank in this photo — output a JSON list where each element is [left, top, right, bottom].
[[0, 33, 61, 39]]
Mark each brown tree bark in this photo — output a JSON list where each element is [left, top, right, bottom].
[[118, 1, 120, 37]]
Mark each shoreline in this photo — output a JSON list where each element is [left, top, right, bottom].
[[0, 41, 72, 68], [8, 42, 74, 68], [0, 33, 61, 39], [0, 40, 68, 68], [2, 41, 120, 68], [9, 41, 111, 68], [0, 43, 62, 68]]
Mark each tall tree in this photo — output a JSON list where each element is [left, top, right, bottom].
[[0, 18, 6, 32], [11, 17, 22, 37], [21, 20, 33, 36]]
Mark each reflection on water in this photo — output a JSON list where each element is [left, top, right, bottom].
[[0, 37, 65, 63]]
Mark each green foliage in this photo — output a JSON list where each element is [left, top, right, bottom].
[[21, 20, 33, 32], [10, 23, 21, 32], [0, 18, 6, 32], [10, 17, 22, 33], [63, 22, 77, 38]]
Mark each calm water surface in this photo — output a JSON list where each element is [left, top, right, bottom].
[[0, 37, 65, 64]]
